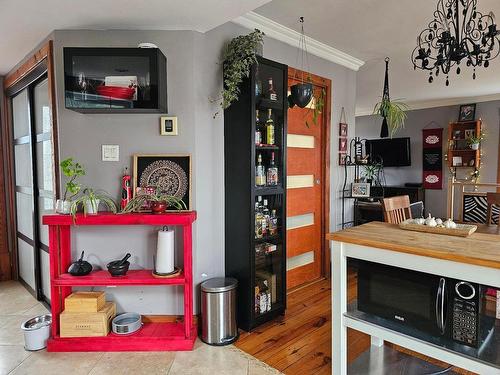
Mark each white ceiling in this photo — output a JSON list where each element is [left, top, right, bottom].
[[0, 0, 270, 75], [254, 0, 500, 115]]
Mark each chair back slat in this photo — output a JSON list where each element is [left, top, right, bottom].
[[382, 195, 412, 224], [486, 192, 500, 233]]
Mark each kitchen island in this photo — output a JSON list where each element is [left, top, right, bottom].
[[328, 221, 500, 374]]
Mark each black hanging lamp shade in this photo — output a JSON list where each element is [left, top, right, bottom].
[[380, 58, 390, 138], [289, 17, 314, 108]]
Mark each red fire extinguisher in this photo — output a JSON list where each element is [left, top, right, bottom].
[[121, 167, 132, 210]]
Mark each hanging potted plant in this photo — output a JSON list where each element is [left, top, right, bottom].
[[467, 133, 484, 150], [56, 158, 85, 214], [70, 188, 117, 218], [212, 29, 265, 117], [373, 58, 409, 138], [289, 17, 313, 109]]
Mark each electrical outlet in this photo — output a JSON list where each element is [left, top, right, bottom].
[[102, 145, 119, 162]]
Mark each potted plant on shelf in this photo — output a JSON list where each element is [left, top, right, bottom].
[[121, 187, 186, 214], [70, 188, 117, 217], [362, 164, 382, 185], [212, 29, 265, 118], [467, 133, 483, 150], [56, 158, 85, 214]]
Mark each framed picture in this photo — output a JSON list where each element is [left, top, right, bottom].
[[453, 130, 462, 140], [464, 129, 475, 139], [458, 103, 476, 122], [351, 182, 371, 198], [133, 154, 191, 210], [452, 156, 463, 167], [339, 137, 348, 152], [339, 123, 348, 137], [160, 116, 178, 136], [339, 153, 348, 166]]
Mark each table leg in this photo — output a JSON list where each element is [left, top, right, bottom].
[[183, 224, 193, 338], [333, 241, 347, 375], [48, 225, 61, 338]]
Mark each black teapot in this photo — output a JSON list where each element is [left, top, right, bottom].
[[68, 251, 93, 276]]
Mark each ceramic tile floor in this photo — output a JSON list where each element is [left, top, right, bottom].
[[0, 281, 282, 375]]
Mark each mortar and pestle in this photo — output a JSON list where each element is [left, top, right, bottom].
[[107, 253, 131, 277]]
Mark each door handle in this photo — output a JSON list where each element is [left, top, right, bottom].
[[315, 179, 321, 185]]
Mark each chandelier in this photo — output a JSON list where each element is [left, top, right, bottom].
[[412, 0, 500, 86]]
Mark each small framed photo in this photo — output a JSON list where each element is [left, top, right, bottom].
[[452, 156, 463, 167], [464, 129, 475, 139], [160, 116, 178, 136], [339, 123, 348, 137], [458, 104, 476, 122], [339, 137, 348, 152], [339, 153, 348, 166], [351, 182, 371, 198]]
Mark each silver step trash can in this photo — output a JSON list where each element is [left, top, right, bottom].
[[200, 277, 238, 345]]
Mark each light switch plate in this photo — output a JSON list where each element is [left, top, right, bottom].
[[160, 116, 178, 136], [102, 145, 119, 162]]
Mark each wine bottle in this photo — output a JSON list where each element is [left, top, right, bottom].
[[255, 201, 263, 239], [266, 109, 275, 145], [269, 209, 278, 236], [267, 152, 278, 186], [255, 110, 262, 145], [256, 154, 266, 186], [268, 77, 277, 101]]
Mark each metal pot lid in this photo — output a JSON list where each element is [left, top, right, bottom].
[[201, 277, 238, 292], [21, 314, 52, 331]]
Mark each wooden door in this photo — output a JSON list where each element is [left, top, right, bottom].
[[286, 69, 331, 289]]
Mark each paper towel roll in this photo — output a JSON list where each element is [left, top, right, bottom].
[[156, 229, 175, 274]]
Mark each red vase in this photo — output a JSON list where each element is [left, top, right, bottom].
[[150, 201, 167, 214]]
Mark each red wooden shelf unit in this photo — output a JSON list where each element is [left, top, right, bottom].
[[42, 212, 197, 352]]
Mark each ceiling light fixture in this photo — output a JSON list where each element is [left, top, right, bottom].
[[412, 0, 500, 86]]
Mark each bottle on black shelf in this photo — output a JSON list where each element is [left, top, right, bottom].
[[267, 152, 278, 186], [266, 109, 275, 145], [268, 77, 277, 101], [256, 154, 266, 187], [269, 209, 278, 236], [255, 201, 264, 239], [255, 110, 262, 146]]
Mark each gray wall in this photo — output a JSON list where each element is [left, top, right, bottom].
[[51, 23, 357, 314], [356, 101, 500, 218]]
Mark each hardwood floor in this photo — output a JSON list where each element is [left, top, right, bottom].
[[236, 269, 475, 374]]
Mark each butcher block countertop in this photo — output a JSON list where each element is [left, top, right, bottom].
[[328, 221, 500, 270]]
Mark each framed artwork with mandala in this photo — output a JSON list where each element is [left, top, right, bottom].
[[132, 154, 191, 210]]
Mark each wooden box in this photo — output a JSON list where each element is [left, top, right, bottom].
[[60, 302, 116, 337], [64, 291, 106, 312]]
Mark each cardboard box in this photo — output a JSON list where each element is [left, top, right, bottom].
[[64, 291, 106, 313], [60, 302, 116, 337]]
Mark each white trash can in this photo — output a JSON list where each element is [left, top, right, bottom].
[[21, 314, 52, 351]]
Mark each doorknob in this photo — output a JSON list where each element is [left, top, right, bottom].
[[316, 179, 321, 185]]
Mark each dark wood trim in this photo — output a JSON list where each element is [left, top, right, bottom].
[[4, 44, 51, 89], [287, 68, 332, 280]]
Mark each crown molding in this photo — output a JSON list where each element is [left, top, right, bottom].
[[355, 93, 500, 117], [232, 12, 364, 71]]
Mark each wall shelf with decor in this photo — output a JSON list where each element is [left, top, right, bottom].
[[224, 56, 288, 331], [41, 212, 196, 352], [447, 120, 482, 175], [64, 47, 167, 113]]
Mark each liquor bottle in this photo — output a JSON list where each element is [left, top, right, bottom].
[[255, 110, 262, 146], [262, 199, 270, 233], [269, 209, 278, 236], [266, 109, 275, 145], [255, 202, 263, 239], [255, 154, 266, 186], [266, 152, 278, 186], [259, 197, 268, 236], [120, 167, 132, 210], [268, 77, 277, 101], [259, 280, 269, 314]]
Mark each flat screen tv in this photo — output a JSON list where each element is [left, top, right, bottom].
[[365, 137, 411, 167]]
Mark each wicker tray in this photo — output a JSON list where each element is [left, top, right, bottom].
[[399, 219, 477, 237]]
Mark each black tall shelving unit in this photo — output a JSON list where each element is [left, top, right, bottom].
[[224, 56, 287, 331]]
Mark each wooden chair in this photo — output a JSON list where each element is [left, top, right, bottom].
[[485, 192, 500, 233], [382, 195, 412, 224]]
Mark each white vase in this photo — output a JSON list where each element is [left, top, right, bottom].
[[55, 199, 71, 214], [85, 199, 100, 215], [470, 143, 479, 150]]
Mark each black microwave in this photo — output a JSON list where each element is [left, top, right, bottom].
[[357, 260, 493, 348]]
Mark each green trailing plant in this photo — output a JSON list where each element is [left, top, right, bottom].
[[305, 87, 326, 128], [466, 131, 484, 145], [70, 188, 117, 218], [362, 164, 382, 182], [121, 188, 187, 213], [213, 29, 265, 118], [60, 158, 85, 201], [373, 98, 409, 137]]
